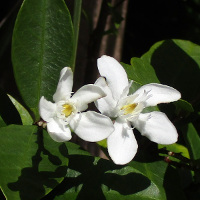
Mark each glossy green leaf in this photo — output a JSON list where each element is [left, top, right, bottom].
[[0, 125, 69, 200], [141, 39, 200, 110], [12, 0, 74, 120], [8, 95, 33, 125]]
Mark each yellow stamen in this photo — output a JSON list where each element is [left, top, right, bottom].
[[62, 104, 73, 117], [121, 103, 137, 115]]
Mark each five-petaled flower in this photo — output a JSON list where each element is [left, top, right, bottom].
[[95, 55, 181, 165], [39, 67, 114, 143]]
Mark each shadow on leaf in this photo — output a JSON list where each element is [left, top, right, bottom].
[[7, 129, 68, 200], [43, 154, 151, 199]]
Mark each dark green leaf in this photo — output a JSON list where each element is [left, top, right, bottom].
[[182, 123, 200, 160], [43, 145, 185, 200], [12, 0, 74, 120], [141, 39, 200, 110], [0, 125, 69, 200], [173, 99, 194, 117]]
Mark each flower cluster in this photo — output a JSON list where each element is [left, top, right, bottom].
[[39, 55, 181, 165]]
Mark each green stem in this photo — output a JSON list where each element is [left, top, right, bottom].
[[72, 0, 82, 72]]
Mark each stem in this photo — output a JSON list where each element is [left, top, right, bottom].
[[72, 0, 82, 72]]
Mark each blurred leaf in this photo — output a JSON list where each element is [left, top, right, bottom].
[[0, 88, 22, 125], [97, 139, 107, 149], [0, 125, 69, 200], [182, 123, 200, 160], [12, 0, 74, 120], [141, 39, 200, 110], [8, 95, 33, 125]]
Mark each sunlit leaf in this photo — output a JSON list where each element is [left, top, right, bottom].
[[122, 58, 160, 85], [8, 95, 33, 125], [158, 143, 190, 159]]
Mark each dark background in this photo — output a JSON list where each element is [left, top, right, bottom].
[[1, 0, 200, 96]]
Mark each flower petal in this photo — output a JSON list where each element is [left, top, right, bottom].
[[39, 96, 56, 122], [47, 118, 72, 142], [95, 77, 118, 118], [133, 83, 181, 107], [97, 55, 129, 100], [132, 111, 178, 144], [53, 67, 73, 102], [69, 111, 114, 142], [71, 84, 106, 111], [107, 118, 138, 165]]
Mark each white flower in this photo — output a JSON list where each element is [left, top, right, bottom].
[[39, 67, 114, 142], [95, 55, 181, 165]]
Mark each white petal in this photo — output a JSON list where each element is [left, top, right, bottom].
[[47, 118, 72, 142], [71, 84, 106, 111], [132, 112, 178, 145], [133, 83, 181, 107], [107, 118, 138, 165], [39, 96, 56, 122], [95, 77, 118, 118], [97, 55, 129, 100], [53, 67, 73, 102], [69, 111, 114, 142]]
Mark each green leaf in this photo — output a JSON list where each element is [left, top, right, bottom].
[[43, 147, 185, 200], [0, 125, 69, 200], [158, 143, 190, 159], [121, 57, 160, 85], [173, 99, 194, 117], [141, 39, 200, 110], [8, 95, 33, 125], [12, 0, 74, 120], [182, 123, 200, 160]]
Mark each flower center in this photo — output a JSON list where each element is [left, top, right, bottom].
[[62, 104, 73, 117], [121, 103, 137, 115]]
